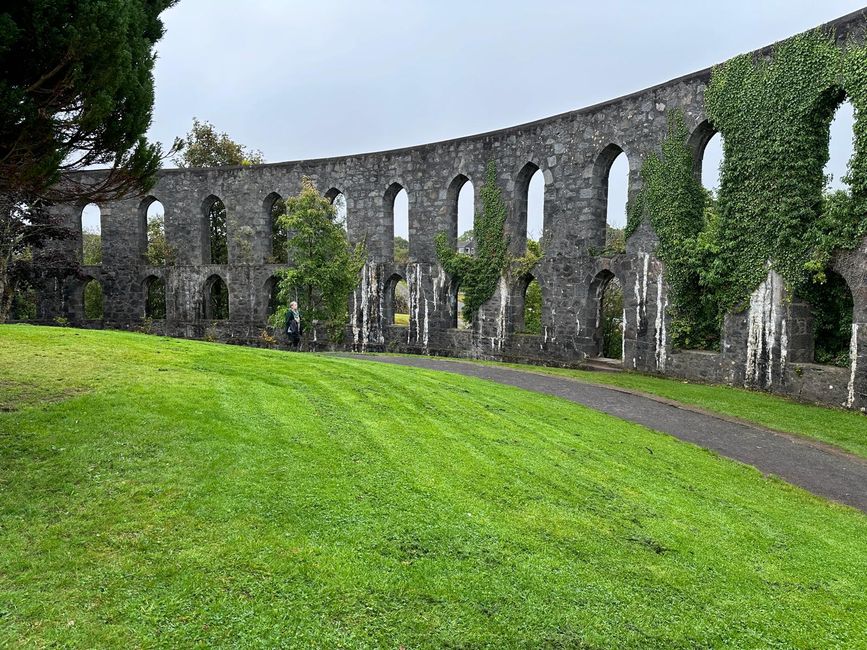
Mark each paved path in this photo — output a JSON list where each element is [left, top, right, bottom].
[[340, 354, 867, 513]]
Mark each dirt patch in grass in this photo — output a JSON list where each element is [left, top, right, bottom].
[[0, 380, 88, 412]]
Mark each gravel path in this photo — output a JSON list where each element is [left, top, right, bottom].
[[340, 354, 867, 513]]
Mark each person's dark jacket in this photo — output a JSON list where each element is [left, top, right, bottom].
[[285, 309, 302, 336]]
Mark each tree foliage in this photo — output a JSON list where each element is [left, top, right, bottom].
[[174, 119, 265, 168], [145, 214, 176, 266], [82, 231, 102, 266], [1, 1, 175, 322], [394, 236, 409, 267], [273, 178, 365, 342], [0, 0, 177, 202]]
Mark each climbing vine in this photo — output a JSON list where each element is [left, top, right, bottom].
[[436, 161, 510, 321], [629, 28, 867, 352]]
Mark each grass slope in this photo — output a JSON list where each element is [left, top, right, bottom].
[[1, 325, 866, 648], [469, 360, 867, 460]]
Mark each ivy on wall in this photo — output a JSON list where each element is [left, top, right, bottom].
[[436, 161, 510, 321], [629, 29, 867, 351]]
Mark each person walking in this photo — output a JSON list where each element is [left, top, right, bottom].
[[285, 301, 302, 349]]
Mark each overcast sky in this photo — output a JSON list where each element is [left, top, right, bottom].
[[87, 1, 863, 238]]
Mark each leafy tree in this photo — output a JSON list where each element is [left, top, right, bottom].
[[145, 278, 166, 319], [82, 231, 102, 266], [601, 279, 624, 359], [0, 0, 177, 322], [83, 281, 103, 320], [394, 236, 409, 267], [145, 214, 176, 266], [522, 279, 542, 334], [174, 119, 265, 168], [0, 0, 177, 200], [458, 229, 474, 243], [273, 178, 365, 341]]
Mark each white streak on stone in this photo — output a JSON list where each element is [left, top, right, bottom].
[[654, 273, 667, 371], [780, 319, 788, 381], [847, 323, 859, 408], [622, 308, 627, 363]]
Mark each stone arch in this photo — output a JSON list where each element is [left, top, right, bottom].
[[589, 269, 624, 360], [80, 202, 102, 265], [511, 272, 543, 335], [143, 274, 166, 319], [81, 276, 104, 320], [203, 273, 229, 320], [202, 195, 228, 264], [325, 187, 348, 231], [445, 174, 472, 247], [383, 273, 408, 327], [687, 119, 720, 184], [591, 144, 631, 245], [263, 275, 280, 321], [804, 270, 855, 367], [513, 161, 543, 253], [384, 182, 407, 263], [138, 196, 161, 256], [449, 278, 471, 330], [264, 192, 287, 263], [823, 88, 856, 192]]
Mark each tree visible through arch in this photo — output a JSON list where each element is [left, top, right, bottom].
[[203, 196, 227, 264], [81, 203, 102, 265], [83, 279, 103, 320], [204, 275, 229, 320], [591, 271, 623, 359], [144, 276, 166, 319]]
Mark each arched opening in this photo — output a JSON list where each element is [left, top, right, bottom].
[[82, 278, 103, 320], [10, 279, 37, 321], [446, 174, 474, 252], [825, 98, 855, 192], [688, 120, 723, 192], [325, 188, 348, 231], [590, 270, 623, 360], [450, 281, 471, 330], [264, 276, 280, 320], [527, 170, 544, 243], [805, 271, 854, 367], [512, 275, 542, 335], [204, 275, 229, 320], [701, 133, 724, 193], [144, 276, 166, 320], [592, 145, 629, 251], [514, 162, 542, 253], [264, 193, 287, 264], [141, 198, 170, 266], [80, 203, 102, 265], [202, 196, 228, 264], [384, 274, 408, 327], [385, 183, 408, 266]]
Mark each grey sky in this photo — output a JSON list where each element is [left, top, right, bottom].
[[91, 0, 862, 239]]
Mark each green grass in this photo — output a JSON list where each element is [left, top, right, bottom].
[[462, 359, 867, 460], [1, 325, 866, 648]]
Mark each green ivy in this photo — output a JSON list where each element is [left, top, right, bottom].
[[629, 29, 867, 351], [436, 161, 510, 321], [630, 112, 720, 349]]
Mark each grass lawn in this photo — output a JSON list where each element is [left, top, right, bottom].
[[1, 325, 866, 648], [465, 359, 867, 460]]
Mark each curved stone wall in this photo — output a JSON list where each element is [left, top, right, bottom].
[[33, 9, 867, 410]]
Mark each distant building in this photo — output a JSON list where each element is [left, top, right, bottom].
[[458, 238, 475, 255]]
